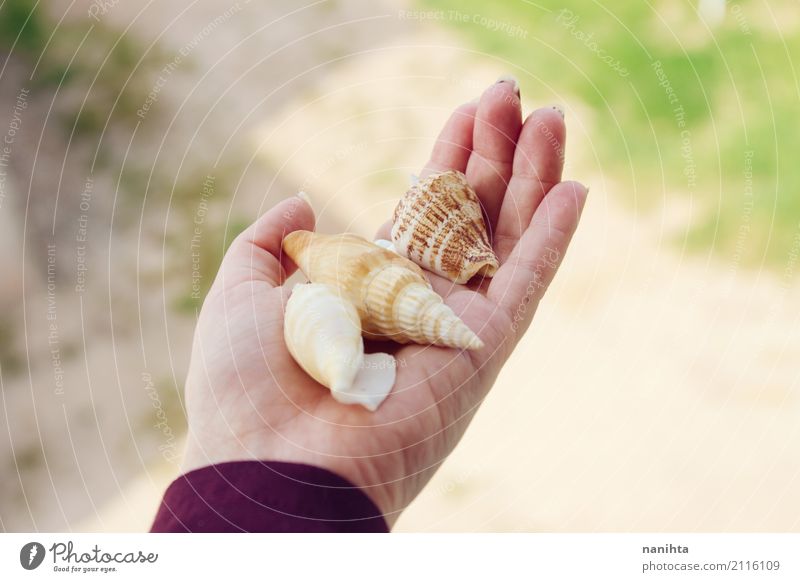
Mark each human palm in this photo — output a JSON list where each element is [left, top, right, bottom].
[[182, 80, 587, 527]]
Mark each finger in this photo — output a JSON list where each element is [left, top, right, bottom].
[[375, 101, 479, 241], [494, 106, 566, 262], [420, 100, 477, 178], [465, 78, 522, 231], [487, 181, 587, 339], [218, 194, 315, 288]]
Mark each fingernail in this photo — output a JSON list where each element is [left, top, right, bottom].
[[495, 74, 520, 96], [551, 104, 565, 119], [295, 190, 312, 205]]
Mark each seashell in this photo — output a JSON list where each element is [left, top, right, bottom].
[[373, 239, 398, 254], [284, 283, 396, 411], [390, 170, 499, 285], [283, 231, 483, 350]]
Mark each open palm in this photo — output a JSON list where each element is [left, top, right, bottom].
[[182, 79, 587, 527]]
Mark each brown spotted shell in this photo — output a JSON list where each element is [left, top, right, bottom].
[[390, 170, 499, 284]]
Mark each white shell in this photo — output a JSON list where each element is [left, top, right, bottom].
[[283, 283, 395, 411], [373, 239, 398, 254]]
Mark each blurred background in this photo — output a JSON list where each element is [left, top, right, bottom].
[[0, 0, 798, 532]]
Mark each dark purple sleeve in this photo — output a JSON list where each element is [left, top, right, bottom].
[[150, 461, 388, 533]]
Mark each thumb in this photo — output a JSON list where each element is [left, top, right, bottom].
[[217, 193, 315, 289]]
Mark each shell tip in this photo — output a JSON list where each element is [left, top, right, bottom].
[[467, 335, 484, 350]]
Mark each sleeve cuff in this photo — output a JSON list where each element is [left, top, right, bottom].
[[150, 460, 389, 533]]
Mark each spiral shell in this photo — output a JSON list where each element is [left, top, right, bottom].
[[391, 170, 499, 284], [282, 231, 483, 350], [284, 283, 396, 411]]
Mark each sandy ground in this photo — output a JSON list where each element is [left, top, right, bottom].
[[2, 1, 798, 532]]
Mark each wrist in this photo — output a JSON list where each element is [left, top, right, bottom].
[[179, 433, 403, 528], [153, 460, 389, 532]]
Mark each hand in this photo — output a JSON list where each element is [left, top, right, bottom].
[[181, 79, 588, 527]]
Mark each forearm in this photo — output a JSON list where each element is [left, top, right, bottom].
[[150, 461, 388, 533]]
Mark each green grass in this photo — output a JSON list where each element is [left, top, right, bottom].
[[419, 0, 800, 268], [0, 318, 23, 376], [166, 160, 252, 312], [1, 0, 166, 182], [0, 0, 44, 54], [1, 2, 243, 314], [172, 216, 249, 314]]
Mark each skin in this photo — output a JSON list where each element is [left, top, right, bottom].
[[181, 79, 588, 528]]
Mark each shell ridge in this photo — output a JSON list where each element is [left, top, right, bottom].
[[390, 170, 500, 284], [283, 230, 482, 350]]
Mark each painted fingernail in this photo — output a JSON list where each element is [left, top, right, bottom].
[[495, 74, 520, 96], [551, 104, 565, 119]]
